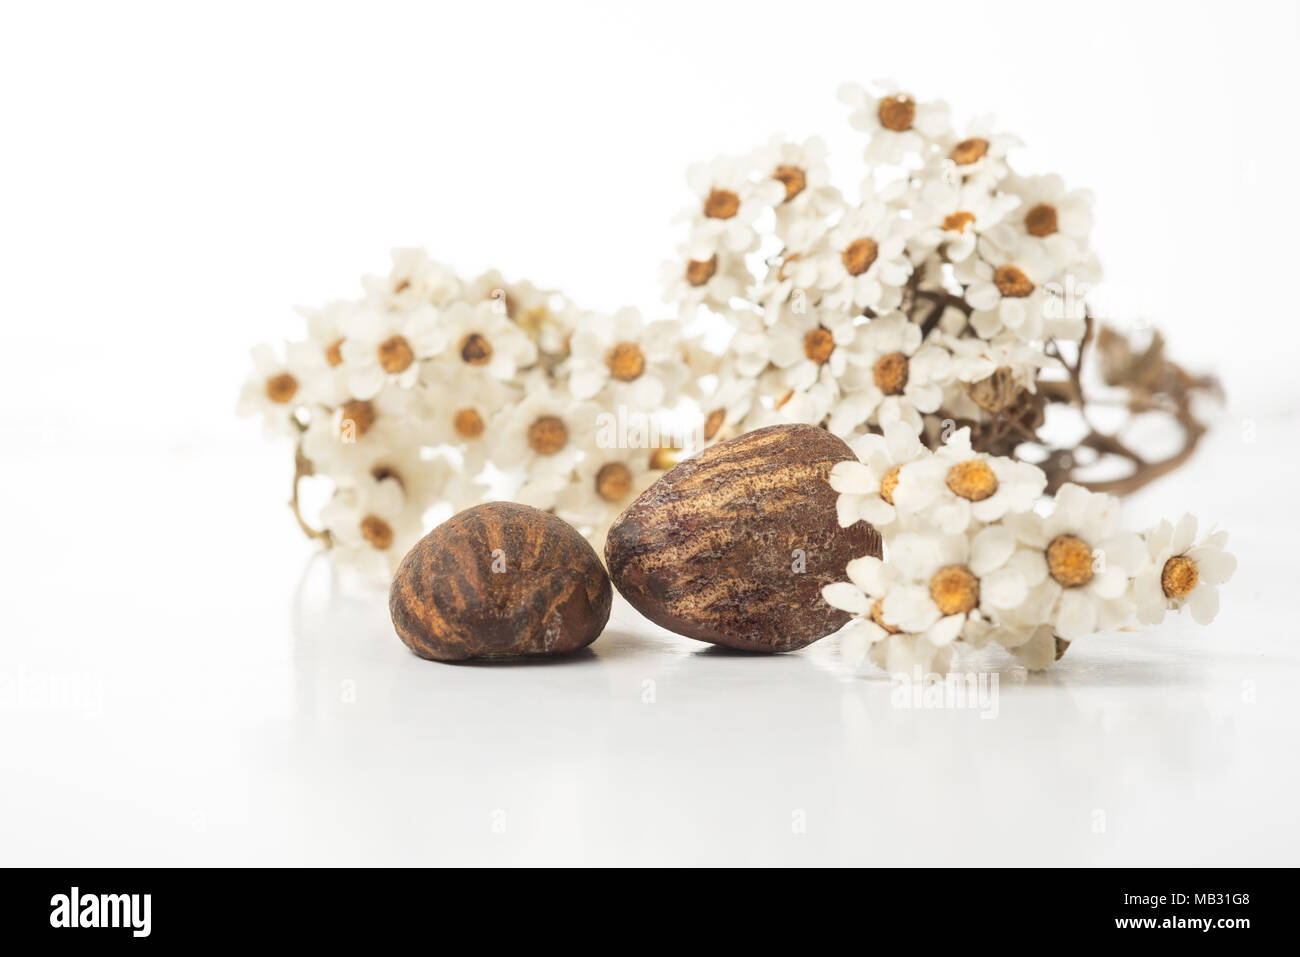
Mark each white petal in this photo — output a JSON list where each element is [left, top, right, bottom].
[[822, 582, 870, 615], [1188, 585, 1220, 625], [1055, 589, 1097, 641], [829, 460, 874, 494], [1187, 547, 1236, 586], [970, 525, 1016, 575]]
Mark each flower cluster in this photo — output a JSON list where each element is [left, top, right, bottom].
[[238, 251, 703, 579], [664, 78, 1101, 456], [821, 423, 1236, 673]]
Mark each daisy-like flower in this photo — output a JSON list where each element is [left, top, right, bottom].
[[936, 114, 1022, 186], [766, 307, 870, 393], [880, 525, 1038, 640], [299, 387, 414, 479], [828, 419, 928, 530], [337, 303, 446, 399], [236, 342, 322, 437], [838, 80, 951, 166], [958, 235, 1058, 341], [681, 155, 784, 256], [823, 555, 959, 674], [989, 173, 1095, 272], [416, 367, 520, 468], [492, 374, 599, 490], [435, 299, 539, 381], [827, 313, 950, 436], [817, 201, 913, 312], [554, 443, 655, 553], [749, 218, 829, 327], [661, 243, 748, 317], [1005, 483, 1146, 641], [565, 308, 685, 409], [320, 472, 428, 581], [747, 364, 841, 429], [750, 135, 843, 230], [911, 177, 1019, 263], [1133, 514, 1236, 625], [362, 248, 461, 309], [892, 426, 1046, 534]]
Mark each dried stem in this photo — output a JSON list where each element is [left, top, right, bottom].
[[290, 426, 332, 546]]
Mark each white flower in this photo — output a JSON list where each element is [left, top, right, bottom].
[[1133, 515, 1236, 625], [320, 472, 427, 581], [362, 248, 461, 309], [893, 426, 1046, 533], [750, 135, 844, 230], [435, 299, 538, 380], [299, 388, 415, 479], [882, 525, 1036, 637], [492, 374, 599, 493], [565, 308, 685, 408], [823, 555, 903, 661], [554, 443, 655, 554], [827, 313, 949, 436], [766, 307, 869, 392], [416, 366, 520, 466], [937, 114, 1022, 186], [817, 202, 912, 312], [661, 243, 748, 317], [338, 304, 446, 399], [838, 80, 951, 165], [911, 177, 1019, 263], [990, 173, 1095, 272], [828, 419, 927, 529], [1005, 483, 1146, 641], [958, 235, 1057, 341], [236, 342, 321, 437], [681, 155, 784, 256]]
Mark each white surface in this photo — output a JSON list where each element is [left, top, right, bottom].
[[2, 1, 1299, 866]]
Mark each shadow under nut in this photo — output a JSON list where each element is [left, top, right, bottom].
[[605, 423, 881, 652], [390, 501, 612, 661]]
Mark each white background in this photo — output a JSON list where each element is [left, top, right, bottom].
[[2, 0, 1298, 865]]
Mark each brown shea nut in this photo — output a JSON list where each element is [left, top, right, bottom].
[[390, 501, 612, 661], [604, 424, 881, 652]]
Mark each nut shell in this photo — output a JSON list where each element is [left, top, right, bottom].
[[604, 424, 881, 652], [390, 501, 612, 661]]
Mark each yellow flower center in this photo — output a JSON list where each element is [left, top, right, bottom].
[[929, 565, 980, 616], [527, 415, 568, 455], [453, 407, 485, 439], [1160, 555, 1199, 599], [942, 211, 976, 233], [945, 459, 999, 502], [872, 352, 909, 396], [879, 464, 902, 505], [704, 188, 740, 219], [878, 95, 915, 132], [1024, 203, 1058, 237], [803, 327, 835, 365], [841, 237, 879, 276], [993, 265, 1034, 298], [325, 338, 344, 367], [951, 137, 989, 165], [605, 342, 646, 382], [459, 332, 493, 366], [360, 515, 394, 550], [264, 373, 298, 404], [686, 255, 717, 287], [773, 164, 807, 202], [1047, 535, 1094, 588], [377, 334, 414, 374], [595, 462, 633, 502], [648, 446, 680, 470], [870, 598, 900, 634], [339, 399, 376, 439]]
